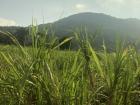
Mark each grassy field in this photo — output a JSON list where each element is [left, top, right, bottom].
[[0, 27, 140, 105]]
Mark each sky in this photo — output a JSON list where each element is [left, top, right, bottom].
[[0, 0, 140, 26]]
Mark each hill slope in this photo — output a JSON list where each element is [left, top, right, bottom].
[[39, 12, 140, 49], [40, 12, 140, 38], [1, 12, 140, 49]]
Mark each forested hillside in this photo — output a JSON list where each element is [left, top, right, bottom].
[[1, 12, 140, 50]]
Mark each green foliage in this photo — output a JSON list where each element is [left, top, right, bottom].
[[1, 13, 140, 50], [0, 25, 140, 105], [59, 36, 73, 50]]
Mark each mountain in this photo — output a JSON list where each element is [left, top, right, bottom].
[[39, 12, 140, 50], [1, 12, 140, 50], [47, 12, 140, 38]]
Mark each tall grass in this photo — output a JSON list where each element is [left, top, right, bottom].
[[0, 25, 140, 105]]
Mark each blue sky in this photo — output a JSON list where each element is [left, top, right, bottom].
[[0, 0, 140, 26]]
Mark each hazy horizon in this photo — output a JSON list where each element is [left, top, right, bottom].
[[1, 0, 140, 26]]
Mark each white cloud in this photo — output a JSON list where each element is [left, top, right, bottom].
[[75, 4, 86, 10], [0, 18, 17, 26]]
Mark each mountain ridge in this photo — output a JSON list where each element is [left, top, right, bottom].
[[1, 12, 140, 50]]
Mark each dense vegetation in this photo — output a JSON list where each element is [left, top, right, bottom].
[[0, 25, 140, 105], [1, 12, 140, 50]]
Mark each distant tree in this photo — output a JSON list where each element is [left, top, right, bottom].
[[15, 28, 29, 45], [0, 33, 11, 44], [0, 26, 29, 45], [59, 36, 72, 50]]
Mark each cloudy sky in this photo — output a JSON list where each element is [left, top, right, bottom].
[[0, 0, 140, 26]]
